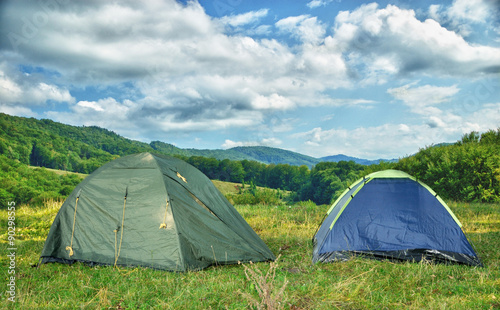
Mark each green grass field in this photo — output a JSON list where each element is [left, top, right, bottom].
[[1, 199, 499, 309]]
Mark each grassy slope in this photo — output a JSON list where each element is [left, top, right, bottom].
[[23, 170, 270, 196], [27, 166, 88, 178], [0, 200, 499, 309], [24, 168, 243, 194]]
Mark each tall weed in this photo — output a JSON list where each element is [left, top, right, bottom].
[[238, 255, 288, 310]]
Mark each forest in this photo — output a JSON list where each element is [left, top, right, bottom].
[[0, 113, 499, 207]]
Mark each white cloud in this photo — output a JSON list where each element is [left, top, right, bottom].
[[307, 0, 338, 9], [428, 4, 443, 22], [0, 65, 74, 107], [427, 0, 500, 38], [293, 124, 434, 158], [219, 9, 269, 27], [252, 93, 295, 110], [293, 98, 500, 159], [293, 119, 469, 159], [469, 103, 500, 130], [222, 137, 282, 149], [47, 97, 133, 127], [276, 15, 326, 45], [0, 105, 37, 117], [447, 0, 491, 24], [387, 83, 460, 109], [0, 71, 22, 102], [388, 82, 464, 131], [222, 139, 248, 148], [262, 137, 283, 146], [330, 3, 500, 78], [77, 101, 105, 112]]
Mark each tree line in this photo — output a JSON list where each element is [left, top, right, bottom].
[[183, 156, 365, 204], [1, 113, 498, 206]]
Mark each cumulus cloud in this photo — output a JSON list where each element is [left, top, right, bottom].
[[292, 83, 498, 158], [218, 9, 272, 36], [470, 103, 500, 130], [293, 102, 497, 158], [427, 0, 500, 37], [307, 0, 338, 9], [329, 3, 500, 78], [388, 82, 464, 131], [222, 137, 282, 149], [0, 62, 74, 110], [251, 93, 295, 110], [276, 15, 326, 45], [292, 124, 432, 158], [387, 83, 460, 109], [0, 0, 498, 156], [447, 0, 492, 23], [46, 97, 134, 131], [219, 9, 269, 27], [1, 0, 219, 82]]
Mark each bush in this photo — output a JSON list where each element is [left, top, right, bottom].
[[226, 188, 283, 206], [396, 129, 500, 202]]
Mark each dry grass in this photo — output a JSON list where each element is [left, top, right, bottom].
[[238, 255, 288, 310]]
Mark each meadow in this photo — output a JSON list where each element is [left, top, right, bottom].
[[1, 198, 499, 309]]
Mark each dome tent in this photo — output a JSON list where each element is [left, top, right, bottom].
[[312, 169, 482, 266], [40, 152, 275, 271]]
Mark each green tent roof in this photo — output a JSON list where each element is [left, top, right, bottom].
[[40, 152, 275, 271], [366, 169, 414, 179]]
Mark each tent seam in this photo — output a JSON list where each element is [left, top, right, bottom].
[[151, 155, 186, 271]]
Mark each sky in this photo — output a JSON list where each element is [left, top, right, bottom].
[[0, 0, 499, 160]]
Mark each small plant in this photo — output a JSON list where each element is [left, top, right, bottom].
[[238, 255, 288, 310]]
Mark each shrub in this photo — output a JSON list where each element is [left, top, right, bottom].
[[226, 188, 283, 206], [396, 129, 500, 202]]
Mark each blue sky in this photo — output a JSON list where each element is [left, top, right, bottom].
[[0, 0, 499, 159]]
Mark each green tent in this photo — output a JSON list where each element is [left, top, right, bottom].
[[40, 152, 275, 271]]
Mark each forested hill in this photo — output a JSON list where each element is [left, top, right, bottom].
[[1, 112, 499, 205], [0, 113, 384, 170]]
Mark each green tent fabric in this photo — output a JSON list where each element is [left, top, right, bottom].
[[40, 152, 275, 271]]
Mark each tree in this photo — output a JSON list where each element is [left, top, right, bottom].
[[219, 159, 245, 182]]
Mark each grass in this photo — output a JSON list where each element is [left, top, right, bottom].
[[1, 200, 499, 309], [27, 165, 89, 178]]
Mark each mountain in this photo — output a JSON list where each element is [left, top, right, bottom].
[[320, 154, 397, 165], [150, 141, 254, 161], [0, 113, 391, 170], [228, 146, 320, 167]]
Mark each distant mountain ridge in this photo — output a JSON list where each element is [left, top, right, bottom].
[[0, 113, 395, 168], [148, 142, 395, 167], [320, 154, 397, 166]]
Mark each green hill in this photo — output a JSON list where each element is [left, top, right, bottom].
[[228, 146, 320, 167], [0, 113, 336, 169]]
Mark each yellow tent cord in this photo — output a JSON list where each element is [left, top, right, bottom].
[[66, 196, 79, 257], [176, 171, 187, 183], [159, 199, 169, 229], [114, 195, 127, 267], [114, 229, 118, 264]]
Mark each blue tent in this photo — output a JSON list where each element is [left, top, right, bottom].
[[312, 170, 482, 266]]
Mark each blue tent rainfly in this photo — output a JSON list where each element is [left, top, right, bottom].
[[312, 170, 482, 266]]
